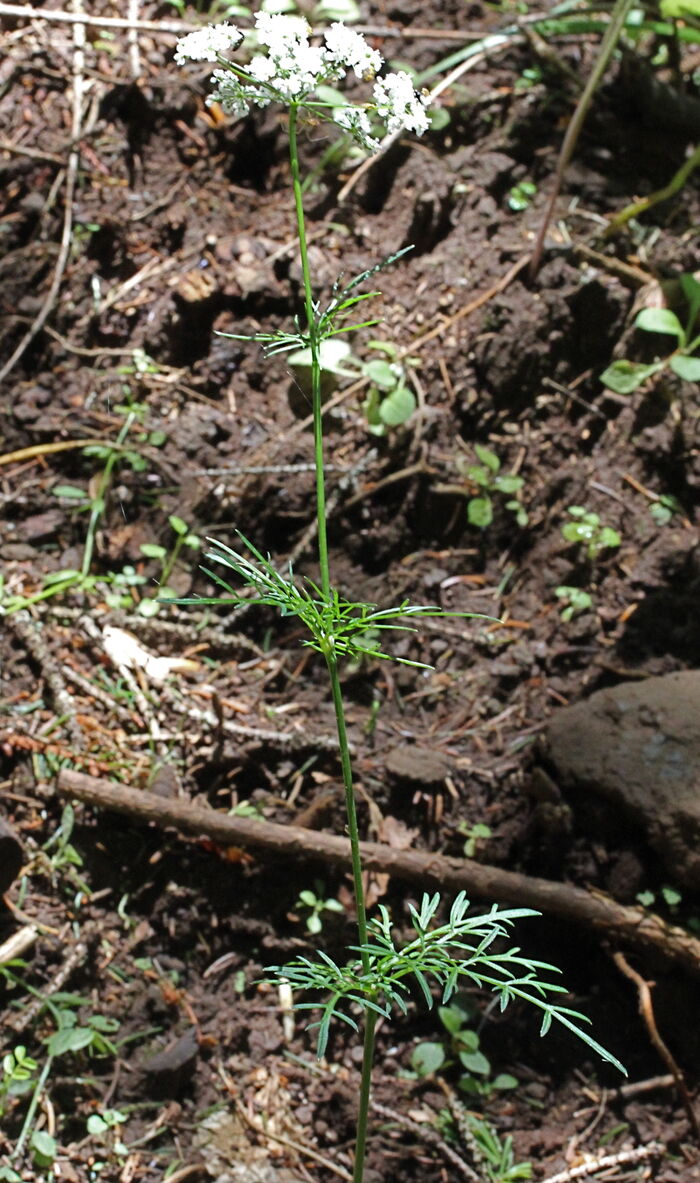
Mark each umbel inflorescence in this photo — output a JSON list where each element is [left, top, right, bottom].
[[174, 13, 430, 151]]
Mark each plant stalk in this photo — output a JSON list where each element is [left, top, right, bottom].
[[289, 102, 373, 1183], [326, 653, 370, 962], [288, 104, 330, 600], [353, 1010, 377, 1183]]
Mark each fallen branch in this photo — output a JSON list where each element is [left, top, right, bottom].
[[56, 769, 700, 977], [0, 2, 189, 32]]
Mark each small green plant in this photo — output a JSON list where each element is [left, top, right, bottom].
[[138, 514, 201, 616], [636, 885, 682, 911], [650, 492, 683, 526], [0, 1048, 38, 1120], [459, 445, 528, 529], [457, 821, 492, 858], [40, 804, 91, 896], [601, 273, 700, 394], [561, 507, 620, 560], [288, 336, 418, 433], [296, 880, 345, 934], [555, 585, 594, 621], [0, 977, 122, 1173], [410, 995, 518, 1099], [507, 180, 537, 211], [464, 1112, 533, 1182], [86, 1108, 129, 1160], [514, 65, 542, 91], [360, 340, 418, 435]]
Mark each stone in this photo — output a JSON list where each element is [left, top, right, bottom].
[[385, 745, 451, 787], [544, 670, 700, 888]]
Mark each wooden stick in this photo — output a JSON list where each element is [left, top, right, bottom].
[[57, 769, 700, 977], [0, 3, 189, 32], [613, 951, 700, 1141]]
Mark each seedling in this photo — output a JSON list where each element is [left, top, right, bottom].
[[457, 821, 492, 858], [458, 445, 528, 528], [0, 1048, 38, 1120], [172, 20, 623, 1183], [561, 507, 621, 560], [464, 1113, 533, 1182], [637, 886, 682, 911], [650, 493, 683, 526], [601, 273, 700, 394], [296, 881, 345, 933], [411, 995, 518, 1099], [288, 337, 418, 433], [0, 971, 123, 1173], [555, 585, 594, 621], [139, 514, 201, 616], [507, 180, 537, 212], [361, 340, 418, 435], [86, 1109, 128, 1159], [40, 804, 91, 896]]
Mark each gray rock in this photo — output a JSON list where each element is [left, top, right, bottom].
[[385, 745, 451, 788], [545, 670, 700, 887]]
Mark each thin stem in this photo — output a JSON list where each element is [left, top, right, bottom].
[[288, 103, 330, 599], [288, 104, 372, 1183], [13, 1055, 53, 1161], [326, 654, 370, 963], [353, 1010, 377, 1183], [81, 412, 135, 577]]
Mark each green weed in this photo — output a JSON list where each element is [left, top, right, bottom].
[[601, 273, 700, 394], [560, 507, 621, 561]]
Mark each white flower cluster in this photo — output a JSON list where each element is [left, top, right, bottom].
[[173, 22, 242, 65], [373, 71, 430, 137], [174, 14, 429, 152]]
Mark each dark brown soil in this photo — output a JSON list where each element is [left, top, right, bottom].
[[2, 2, 700, 1180]]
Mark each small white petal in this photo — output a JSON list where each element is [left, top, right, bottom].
[[334, 105, 379, 151], [373, 71, 429, 136], [324, 23, 382, 79], [254, 11, 311, 49], [174, 22, 242, 64]]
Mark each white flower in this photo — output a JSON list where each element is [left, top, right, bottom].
[[373, 71, 429, 136], [247, 54, 277, 84], [323, 24, 383, 80], [333, 105, 379, 151], [248, 12, 328, 100], [174, 23, 242, 64], [254, 11, 311, 51], [208, 68, 263, 116]]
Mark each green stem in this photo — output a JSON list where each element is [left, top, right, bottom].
[[288, 104, 373, 1182], [605, 141, 700, 235], [326, 654, 370, 962], [13, 1055, 53, 1161], [81, 412, 135, 578], [288, 103, 330, 599], [353, 1010, 377, 1183]]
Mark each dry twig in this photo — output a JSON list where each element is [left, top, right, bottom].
[[613, 950, 700, 1141], [539, 1141, 664, 1183]]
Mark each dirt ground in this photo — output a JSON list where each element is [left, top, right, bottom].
[[2, 1, 700, 1180]]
